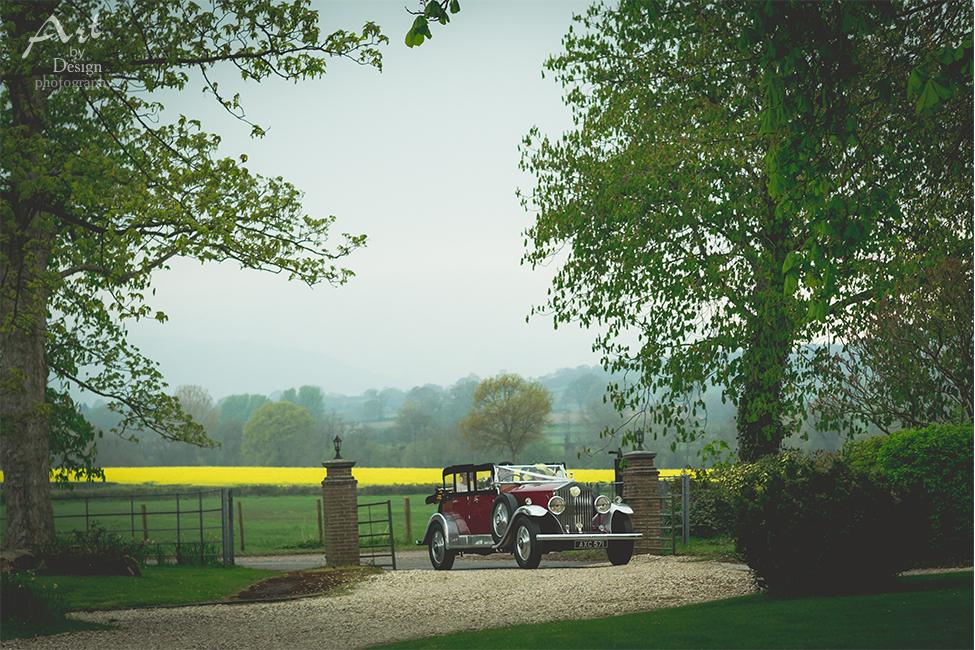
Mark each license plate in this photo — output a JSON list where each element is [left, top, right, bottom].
[[574, 539, 607, 549]]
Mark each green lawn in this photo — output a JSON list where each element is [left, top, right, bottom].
[[0, 564, 284, 642], [38, 564, 283, 610], [369, 572, 973, 650]]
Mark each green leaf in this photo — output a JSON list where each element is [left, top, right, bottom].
[[406, 16, 430, 48], [806, 299, 828, 323], [783, 269, 799, 296], [782, 250, 798, 274]]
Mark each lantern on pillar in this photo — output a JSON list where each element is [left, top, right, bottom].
[[634, 429, 645, 452], [332, 434, 343, 460]]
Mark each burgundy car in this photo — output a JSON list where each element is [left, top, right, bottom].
[[418, 462, 641, 570]]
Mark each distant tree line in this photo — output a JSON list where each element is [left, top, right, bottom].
[[74, 363, 874, 471]]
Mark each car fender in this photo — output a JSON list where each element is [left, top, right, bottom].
[[610, 502, 634, 516], [497, 506, 560, 548], [591, 502, 634, 531], [419, 512, 461, 548], [608, 507, 634, 531], [514, 504, 549, 519]]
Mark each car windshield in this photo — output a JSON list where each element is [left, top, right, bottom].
[[495, 464, 571, 484]]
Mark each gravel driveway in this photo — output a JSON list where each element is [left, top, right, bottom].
[[1, 556, 757, 650]]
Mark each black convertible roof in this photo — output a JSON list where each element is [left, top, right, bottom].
[[442, 463, 495, 479]]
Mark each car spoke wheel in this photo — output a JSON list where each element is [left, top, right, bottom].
[[607, 513, 634, 566], [513, 518, 542, 569], [491, 494, 517, 544], [429, 524, 455, 570]]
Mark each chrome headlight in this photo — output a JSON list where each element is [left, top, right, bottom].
[[594, 495, 611, 514], [548, 495, 566, 515]]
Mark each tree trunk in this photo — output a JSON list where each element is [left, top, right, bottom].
[[0, 310, 55, 550], [735, 205, 796, 464], [735, 307, 792, 463], [1, 66, 56, 550]]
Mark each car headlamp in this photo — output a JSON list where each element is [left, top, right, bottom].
[[594, 495, 611, 514], [548, 495, 566, 515]]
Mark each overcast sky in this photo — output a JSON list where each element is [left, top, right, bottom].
[[121, 1, 611, 400]]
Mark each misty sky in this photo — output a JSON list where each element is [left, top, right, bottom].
[[121, 1, 615, 399]]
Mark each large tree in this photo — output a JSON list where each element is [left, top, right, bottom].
[[1, 0, 386, 549], [519, 0, 971, 463], [240, 401, 317, 466], [459, 374, 553, 463]]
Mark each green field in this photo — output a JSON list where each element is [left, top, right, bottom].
[[234, 493, 437, 554], [1, 491, 438, 556]]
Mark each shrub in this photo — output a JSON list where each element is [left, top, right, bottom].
[[839, 433, 885, 470], [172, 534, 222, 567], [842, 424, 973, 566], [686, 476, 735, 539], [31, 522, 149, 575], [0, 571, 68, 626], [879, 424, 973, 563], [726, 451, 904, 596]]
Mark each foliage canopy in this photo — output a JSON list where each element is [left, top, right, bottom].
[[519, 0, 972, 461], [1, 0, 386, 548]]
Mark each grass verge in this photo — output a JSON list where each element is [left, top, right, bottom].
[[368, 572, 973, 650], [0, 563, 387, 642], [675, 536, 739, 562], [32, 564, 284, 611]]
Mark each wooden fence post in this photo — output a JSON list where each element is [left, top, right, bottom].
[[403, 497, 412, 543], [317, 499, 324, 542], [237, 500, 245, 552]]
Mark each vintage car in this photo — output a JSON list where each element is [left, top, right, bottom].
[[418, 462, 641, 570]]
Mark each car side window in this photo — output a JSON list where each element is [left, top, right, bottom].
[[475, 470, 494, 492], [454, 472, 469, 493]]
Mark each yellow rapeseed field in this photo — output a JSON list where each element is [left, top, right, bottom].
[[2, 466, 687, 486]]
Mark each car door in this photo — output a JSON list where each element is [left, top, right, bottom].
[[464, 468, 496, 536], [446, 469, 493, 536]]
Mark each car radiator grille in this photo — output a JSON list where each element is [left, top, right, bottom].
[[554, 484, 594, 533]]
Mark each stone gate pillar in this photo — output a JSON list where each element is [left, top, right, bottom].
[[321, 459, 358, 566], [622, 450, 662, 555]]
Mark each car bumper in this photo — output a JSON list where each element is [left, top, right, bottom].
[[536, 533, 642, 542]]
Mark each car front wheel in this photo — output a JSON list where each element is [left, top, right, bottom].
[[607, 513, 635, 566], [513, 518, 542, 569], [429, 524, 455, 571]]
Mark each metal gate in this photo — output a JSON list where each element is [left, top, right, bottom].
[[0, 488, 235, 566], [587, 475, 690, 555], [358, 500, 396, 570]]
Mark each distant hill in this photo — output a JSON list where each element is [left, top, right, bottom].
[[126, 336, 400, 398]]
